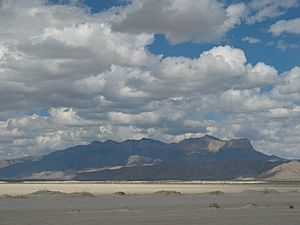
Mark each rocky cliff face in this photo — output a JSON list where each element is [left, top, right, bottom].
[[223, 138, 253, 150], [175, 135, 254, 154]]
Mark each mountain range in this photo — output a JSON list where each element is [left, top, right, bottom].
[[0, 135, 297, 181]]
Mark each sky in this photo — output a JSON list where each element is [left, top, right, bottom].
[[0, 0, 300, 159]]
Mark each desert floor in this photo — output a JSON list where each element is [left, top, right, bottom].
[[0, 182, 300, 225]]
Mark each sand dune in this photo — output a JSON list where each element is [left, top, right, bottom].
[[260, 160, 300, 181]]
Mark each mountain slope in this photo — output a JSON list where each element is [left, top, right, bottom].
[[0, 156, 40, 169], [75, 160, 282, 181], [259, 160, 300, 181], [0, 160, 10, 169], [0, 135, 283, 180]]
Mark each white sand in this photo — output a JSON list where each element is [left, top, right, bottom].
[[0, 181, 299, 195]]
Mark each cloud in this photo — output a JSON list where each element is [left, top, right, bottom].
[[112, 0, 245, 44], [219, 89, 281, 113], [0, 0, 300, 159], [267, 40, 300, 51], [246, 0, 300, 24], [0, 1, 157, 112], [108, 111, 160, 126], [240, 62, 281, 89], [270, 67, 300, 101], [0, 108, 101, 158], [269, 17, 300, 35], [242, 36, 262, 44], [275, 40, 300, 51]]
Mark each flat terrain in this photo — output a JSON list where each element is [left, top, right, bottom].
[[1, 181, 299, 195], [0, 182, 300, 225]]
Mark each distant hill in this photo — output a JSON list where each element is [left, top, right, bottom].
[[0, 135, 285, 180], [0, 156, 40, 169], [258, 160, 300, 181]]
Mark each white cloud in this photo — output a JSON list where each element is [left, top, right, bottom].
[[240, 62, 281, 89], [219, 89, 280, 113], [269, 17, 300, 35], [0, 1, 157, 112], [112, 0, 245, 44], [267, 40, 300, 51], [270, 67, 300, 101], [222, 3, 246, 32], [242, 36, 262, 44], [108, 111, 160, 126], [246, 0, 300, 24], [155, 45, 247, 95]]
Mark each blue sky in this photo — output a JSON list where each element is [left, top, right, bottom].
[[0, 0, 300, 159], [51, 0, 127, 12]]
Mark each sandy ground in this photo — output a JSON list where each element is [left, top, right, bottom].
[[0, 181, 300, 195], [0, 182, 300, 225]]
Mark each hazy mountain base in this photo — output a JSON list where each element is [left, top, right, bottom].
[[74, 160, 281, 181]]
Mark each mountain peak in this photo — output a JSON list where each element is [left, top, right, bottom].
[[140, 137, 157, 142], [177, 136, 255, 153], [104, 139, 119, 144], [177, 135, 226, 153], [90, 141, 101, 145], [202, 135, 221, 141], [122, 137, 163, 145]]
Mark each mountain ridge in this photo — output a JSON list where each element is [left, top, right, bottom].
[[0, 135, 288, 181]]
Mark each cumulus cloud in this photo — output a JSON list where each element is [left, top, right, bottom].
[[0, 0, 299, 159], [112, 0, 245, 44], [0, 1, 157, 112], [0, 108, 101, 158], [270, 67, 300, 101], [269, 17, 300, 36], [240, 62, 281, 89], [219, 89, 281, 113]]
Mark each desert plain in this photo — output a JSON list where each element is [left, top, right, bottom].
[[0, 181, 300, 225]]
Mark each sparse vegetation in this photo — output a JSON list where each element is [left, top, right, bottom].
[[154, 190, 181, 196], [261, 189, 280, 194], [113, 191, 126, 196], [1, 189, 96, 198], [244, 202, 258, 208], [208, 190, 224, 195], [27, 189, 66, 197], [241, 189, 280, 195], [1, 194, 27, 199], [209, 203, 221, 209]]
